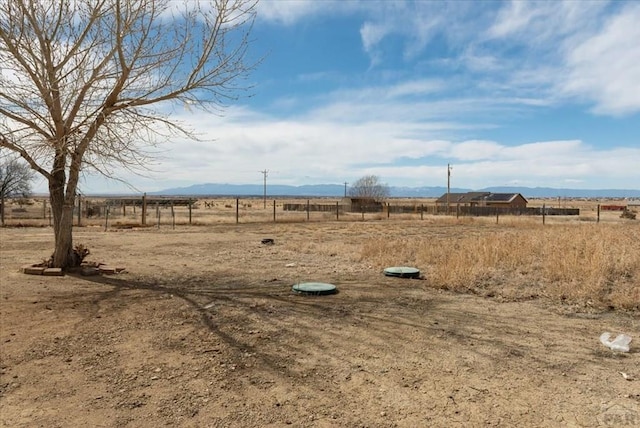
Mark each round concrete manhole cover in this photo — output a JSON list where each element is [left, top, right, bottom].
[[292, 282, 338, 295], [383, 266, 421, 279]]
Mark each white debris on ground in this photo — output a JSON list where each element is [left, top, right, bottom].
[[599, 332, 632, 352]]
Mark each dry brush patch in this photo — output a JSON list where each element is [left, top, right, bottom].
[[3, 208, 637, 310], [360, 223, 640, 310], [3, 219, 640, 428]]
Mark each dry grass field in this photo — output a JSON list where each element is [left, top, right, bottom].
[[1, 197, 639, 427]]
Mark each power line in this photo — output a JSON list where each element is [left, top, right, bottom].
[[447, 163, 453, 215]]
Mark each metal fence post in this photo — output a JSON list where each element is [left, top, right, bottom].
[[171, 202, 175, 230]]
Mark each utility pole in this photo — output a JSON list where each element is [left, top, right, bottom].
[[446, 163, 452, 215], [260, 169, 269, 209], [344, 182, 348, 198]]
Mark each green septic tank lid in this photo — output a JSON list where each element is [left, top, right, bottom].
[[383, 266, 421, 279], [292, 282, 337, 295]]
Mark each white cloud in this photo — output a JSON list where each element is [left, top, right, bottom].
[[360, 21, 389, 55], [458, 50, 502, 73], [256, 0, 326, 25], [357, 1, 640, 117], [160, 2, 640, 191], [257, 0, 367, 26], [253, 1, 640, 117], [482, 1, 640, 116], [486, 0, 609, 44], [357, 1, 481, 65], [450, 140, 502, 161], [65, 98, 639, 194], [486, 1, 539, 39], [501, 141, 583, 160], [560, 3, 640, 116], [386, 79, 444, 98]]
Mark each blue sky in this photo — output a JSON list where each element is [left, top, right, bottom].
[[65, 0, 639, 194]]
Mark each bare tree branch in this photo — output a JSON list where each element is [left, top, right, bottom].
[[0, 152, 35, 198], [350, 175, 390, 200], [0, 0, 259, 267]]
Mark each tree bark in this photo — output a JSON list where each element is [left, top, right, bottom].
[[49, 175, 75, 269]]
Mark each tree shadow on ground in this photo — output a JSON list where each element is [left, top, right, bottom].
[[57, 270, 632, 382]]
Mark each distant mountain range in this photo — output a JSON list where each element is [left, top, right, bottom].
[[152, 183, 640, 199]]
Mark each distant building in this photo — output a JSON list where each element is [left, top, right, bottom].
[[477, 193, 528, 209], [436, 192, 528, 209], [340, 197, 383, 213], [435, 192, 489, 206]]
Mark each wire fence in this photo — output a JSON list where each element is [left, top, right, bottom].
[[2, 195, 636, 228]]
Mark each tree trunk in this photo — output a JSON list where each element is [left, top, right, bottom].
[[49, 177, 75, 268]]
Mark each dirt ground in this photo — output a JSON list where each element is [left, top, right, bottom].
[[1, 221, 638, 427]]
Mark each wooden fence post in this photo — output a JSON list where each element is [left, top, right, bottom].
[[307, 199, 310, 221], [387, 203, 390, 219], [336, 201, 339, 221], [597, 204, 600, 223], [156, 202, 160, 229], [421, 204, 424, 220], [171, 202, 175, 230], [236, 198, 239, 224], [273, 200, 276, 222], [104, 204, 109, 231], [43, 199, 47, 219], [141, 193, 147, 225], [542, 204, 546, 225]]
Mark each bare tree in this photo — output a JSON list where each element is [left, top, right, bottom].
[[0, 153, 35, 225], [0, 0, 258, 268], [349, 175, 390, 200]]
